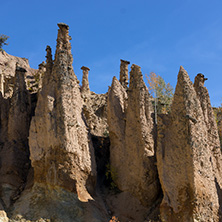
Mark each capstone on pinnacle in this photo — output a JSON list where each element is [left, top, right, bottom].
[[81, 66, 90, 94], [57, 22, 69, 29]]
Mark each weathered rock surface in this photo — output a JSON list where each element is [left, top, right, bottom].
[[82, 91, 108, 137], [29, 23, 97, 198], [108, 64, 160, 210], [1, 23, 222, 222], [10, 23, 110, 222], [79, 66, 108, 137], [119, 59, 130, 89], [157, 66, 222, 221], [0, 66, 31, 210], [0, 51, 37, 98], [80, 66, 90, 95], [107, 76, 128, 190], [125, 64, 159, 206]]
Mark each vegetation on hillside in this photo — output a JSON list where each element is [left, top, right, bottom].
[[0, 34, 9, 51]]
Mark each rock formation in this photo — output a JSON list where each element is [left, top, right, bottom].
[[0, 23, 222, 222], [125, 64, 159, 206], [81, 66, 90, 94], [119, 59, 130, 89], [80, 65, 108, 137], [0, 50, 37, 98], [157, 67, 222, 221], [0, 66, 31, 210], [29, 22, 97, 197], [9, 23, 111, 222], [108, 63, 160, 209], [107, 76, 128, 190]]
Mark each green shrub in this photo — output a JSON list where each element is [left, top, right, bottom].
[[0, 34, 9, 51]]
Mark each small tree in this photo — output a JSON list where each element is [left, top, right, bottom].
[[146, 72, 174, 123], [0, 34, 9, 51]]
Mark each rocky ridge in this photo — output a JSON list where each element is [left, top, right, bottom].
[[0, 23, 221, 222]]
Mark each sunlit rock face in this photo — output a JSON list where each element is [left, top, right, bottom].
[[108, 64, 160, 208], [157, 67, 222, 222], [29, 23, 97, 199]]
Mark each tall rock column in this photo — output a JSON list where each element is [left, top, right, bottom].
[[194, 73, 221, 153], [0, 67, 31, 209], [107, 76, 128, 190], [119, 59, 130, 88], [29, 23, 96, 201], [157, 67, 220, 221], [194, 73, 222, 219], [124, 64, 159, 206], [80, 66, 90, 94], [107, 64, 160, 207]]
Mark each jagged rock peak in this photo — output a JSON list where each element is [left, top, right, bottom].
[[55, 22, 72, 54], [107, 76, 127, 190], [45, 45, 53, 73], [108, 64, 160, 209], [177, 65, 192, 83], [129, 64, 142, 84], [81, 66, 90, 94], [119, 59, 130, 88], [126, 63, 159, 204], [157, 66, 221, 221], [29, 22, 96, 199]]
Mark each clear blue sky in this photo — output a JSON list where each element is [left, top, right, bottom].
[[2, 0, 222, 106]]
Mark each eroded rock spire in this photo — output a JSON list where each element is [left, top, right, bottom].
[[107, 76, 128, 190], [119, 59, 130, 88], [0, 66, 31, 209], [29, 23, 96, 199], [108, 64, 160, 208], [157, 66, 221, 221], [81, 66, 90, 94]]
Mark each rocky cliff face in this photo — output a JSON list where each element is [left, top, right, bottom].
[[0, 23, 222, 222]]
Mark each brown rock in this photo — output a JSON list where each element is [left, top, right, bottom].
[[29, 23, 96, 199], [0, 67, 31, 209], [82, 92, 108, 137], [0, 50, 37, 98], [107, 64, 160, 207], [81, 66, 90, 94], [107, 76, 128, 190], [157, 66, 220, 221], [119, 59, 130, 89], [194, 73, 222, 220], [124, 64, 159, 206]]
